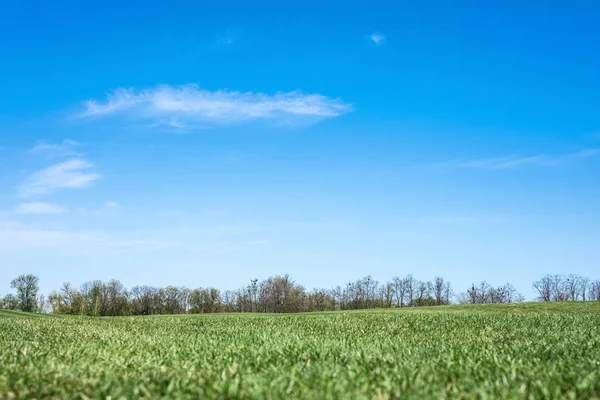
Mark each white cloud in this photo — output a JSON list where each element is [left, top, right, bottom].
[[428, 149, 600, 170], [30, 140, 79, 157], [79, 84, 352, 127], [370, 32, 386, 46], [16, 202, 65, 215], [20, 159, 101, 196]]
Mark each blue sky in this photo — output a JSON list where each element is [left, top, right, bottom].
[[1, 1, 599, 299]]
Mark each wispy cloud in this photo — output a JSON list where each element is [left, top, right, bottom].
[[420, 214, 514, 226], [72, 201, 121, 217], [370, 32, 386, 46], [428, 149, 600, 170], [0, 221, 265, 257], [16, 201, 65, 215], [20, 159, 101, 196], [147, 119, 206, 132], [30, 139, 79, 157], [216, 29, 238, 45], [78, 84, 352, 128], [0, 223, 180, 256]]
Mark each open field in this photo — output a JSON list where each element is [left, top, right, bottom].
[[1, 303, 599, 399]]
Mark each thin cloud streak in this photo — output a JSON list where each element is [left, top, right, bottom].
[[0, 221, 266, 257], [20, 159, 101, 196], [79, 84, 352, 128], [16, 202, 65, 215], [30, 140, 79, 157], [420, 214, 515, 225], [0, 224, 179, 256], [427, 149, 600, 170]]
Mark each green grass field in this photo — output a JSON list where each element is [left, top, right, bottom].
[[1, 303, 599, 399]]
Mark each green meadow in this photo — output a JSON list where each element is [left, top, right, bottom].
[[1, 302, 599, 399]]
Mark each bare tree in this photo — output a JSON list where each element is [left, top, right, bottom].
[[361, 276, 378, 309], [221, 290, 236, 312], [392, 277, 406, 307], [330, 286, 343, 310], [463, 281, 492, 304], [533, 275, 552, 302], [478, 282, 491, 303], [466, 283, 478, 304], [456, 291, 471, 305], [565, 274, 581, 301], [404, 275, 416, 306], [551, 275, 568, 302], [499, 283, 520, 303], [589, 280, 600, 301], [433, 277, 444, 305], [579, 276, 590, 301], [443, 281, 453, 305], [380, 282, 394, 308]]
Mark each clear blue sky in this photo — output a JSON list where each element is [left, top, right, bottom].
[[1, 1, 599, 299]]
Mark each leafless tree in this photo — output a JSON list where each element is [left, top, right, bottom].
[[579, 276, 590, 301], [565, 274, 581, 301], [433, 277, 445, 305], [533, 275, 552, 302], [443, 281, 453, 305], [379, 282, 394, 308], [589, 280, 600, 301], [404, 274, 416, 306], [391, 276, 404, 307]]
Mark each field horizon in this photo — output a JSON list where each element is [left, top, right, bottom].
[[3, 300, 600, 319]]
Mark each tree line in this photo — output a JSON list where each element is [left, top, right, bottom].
[[2, 273, 598, 316], [42, 274, 458, 316], [532, 274, 600, 302]]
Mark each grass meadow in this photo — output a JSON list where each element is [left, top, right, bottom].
[[1, 302, 599, 399]]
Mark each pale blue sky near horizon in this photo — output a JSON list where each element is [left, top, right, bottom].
[[1, 1, 599, 299]]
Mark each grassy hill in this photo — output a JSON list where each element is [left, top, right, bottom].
[[370, 300, 600, 314], [1, 302, 599, 399], [0, 310, 48, 319]]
